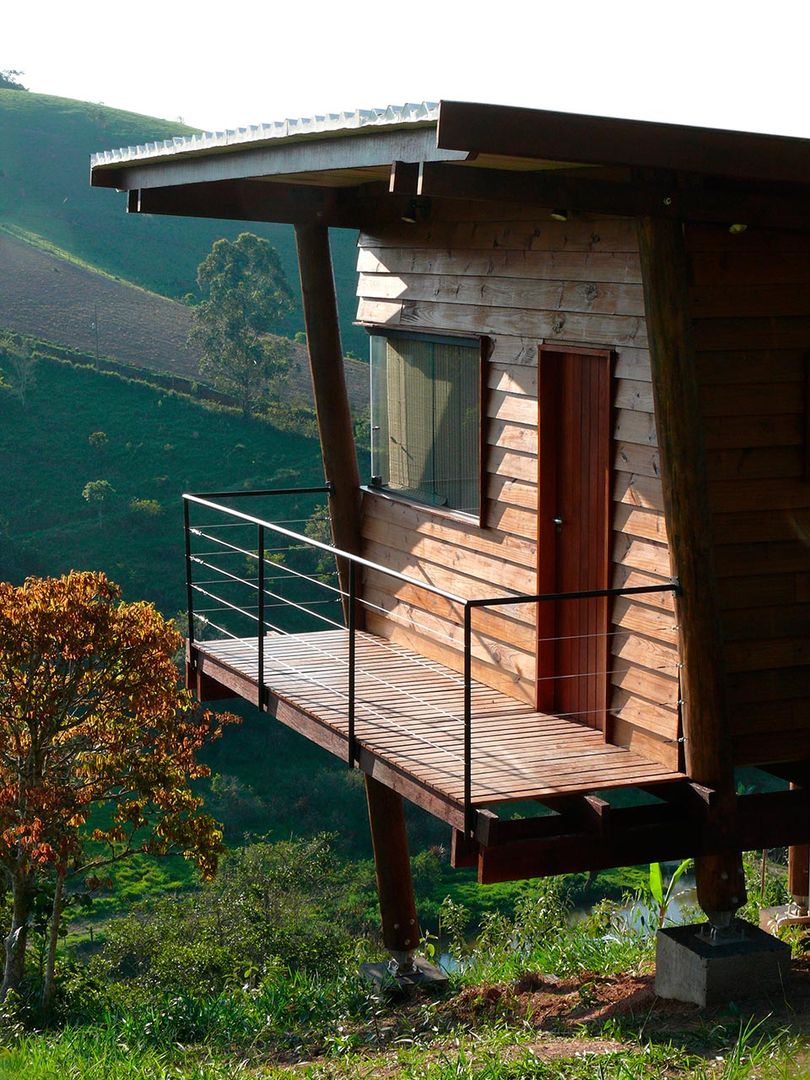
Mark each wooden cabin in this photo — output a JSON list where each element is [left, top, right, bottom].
[[91, 101, 810, 956]]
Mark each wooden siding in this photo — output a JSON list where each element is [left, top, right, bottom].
[[356, 208, 680, 766], [687, 223, 810, 766]]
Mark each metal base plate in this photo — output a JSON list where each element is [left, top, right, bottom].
[[360, 956, 449, 995]]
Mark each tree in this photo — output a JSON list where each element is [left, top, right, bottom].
[[0, 571, 237, 1002], [3, 345, 37, 408], [82, 479, 115, 526], [190, 232, 294, 417], [0, 71, 26, 91]]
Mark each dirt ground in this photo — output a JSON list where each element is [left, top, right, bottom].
[[439, 959, 810, 1035]]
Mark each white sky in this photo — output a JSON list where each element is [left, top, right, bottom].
[[7, 0, 810, 138]]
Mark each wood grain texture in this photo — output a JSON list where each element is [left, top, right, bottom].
[[195, 630, 683, 811], [356, 211, 673, 749]]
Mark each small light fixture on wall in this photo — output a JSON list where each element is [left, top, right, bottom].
[[729, 223, 748, 234], [401, 197, 432, 224], [550, 209, 570, 222]]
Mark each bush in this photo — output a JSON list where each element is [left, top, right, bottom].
[[128, 497, 163, 518], [91, 836, 361, 996]]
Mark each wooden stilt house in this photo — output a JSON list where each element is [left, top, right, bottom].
[[92, 101, 810, 952]]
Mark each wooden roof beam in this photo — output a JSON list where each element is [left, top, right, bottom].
[[437, 100, 810, 186], [416, 162, 810, 231], [128, 178, 405, 229]]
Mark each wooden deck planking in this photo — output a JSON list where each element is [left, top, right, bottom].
[[196, 630, 682, 806]]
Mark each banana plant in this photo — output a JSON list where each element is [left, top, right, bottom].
[[649, 858, 692, 928]]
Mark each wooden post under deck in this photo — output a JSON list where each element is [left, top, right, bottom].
[[789, 844, 810, 910], [637, 215, 746, 923], [365, 775, 421, 959], [295, 222, 419, 958]]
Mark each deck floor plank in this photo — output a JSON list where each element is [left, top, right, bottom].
[[196, 630, 682, 807]]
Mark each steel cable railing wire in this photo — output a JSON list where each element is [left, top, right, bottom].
[[183, 490, 680, 829]]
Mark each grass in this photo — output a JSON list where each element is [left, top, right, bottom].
[[0, 349, 324, 613], [0, 88, 365, 355]]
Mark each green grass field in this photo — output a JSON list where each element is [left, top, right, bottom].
[[0, 351, 325, 613]]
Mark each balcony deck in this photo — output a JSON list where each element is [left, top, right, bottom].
[[191, 628, 684, 830]]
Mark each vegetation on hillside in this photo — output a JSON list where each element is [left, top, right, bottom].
[[0, 841, 802, 1077], [0, 571, 236, 1001], [0, 89, 365, 353], [0, 345, 325, 613], [192, 233, 294, 416]]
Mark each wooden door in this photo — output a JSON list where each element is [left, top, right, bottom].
[[537, 346, 613, 727]]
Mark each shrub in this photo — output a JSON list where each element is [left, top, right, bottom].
[[128, 497, 163, 519], [92, 836, 360, 995]]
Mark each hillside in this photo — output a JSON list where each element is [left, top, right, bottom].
[[0, 230, 201, 375], [0, 232, 371, 408], [0, 88, 365, 354]]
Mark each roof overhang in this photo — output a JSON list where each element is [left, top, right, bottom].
[[90, 100, 810, 233]]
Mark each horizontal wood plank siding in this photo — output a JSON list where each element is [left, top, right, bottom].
[[687, 222, 810, 764], [357, 208, 679, 763]]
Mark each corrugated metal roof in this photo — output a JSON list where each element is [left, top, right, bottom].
[[90, 102, 439, 169]]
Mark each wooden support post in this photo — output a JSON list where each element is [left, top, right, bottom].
[[789, 845, 810, 910], [788, 784, 810, 911], [637, 216, 745, 924], [294, 222, 362, 605], [365, 775, 421, 958]]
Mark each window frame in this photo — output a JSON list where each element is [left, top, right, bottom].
[[364, 327, 490, 528]]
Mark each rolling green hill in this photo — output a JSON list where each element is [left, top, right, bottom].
[[0, 88, 364, 354]]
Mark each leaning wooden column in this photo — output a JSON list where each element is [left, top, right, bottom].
[[294, 222, 362, 566], [295, 222, 419, 962], [637, 216, 745, 925]]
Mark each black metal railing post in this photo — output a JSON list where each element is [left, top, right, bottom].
[[348, 559, 357, 765], [257, 524, 265, 711], [463, 601, 473, 836], [183, 498, 195, 647]]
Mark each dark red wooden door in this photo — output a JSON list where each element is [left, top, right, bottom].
[[537, 346, 613, 727]]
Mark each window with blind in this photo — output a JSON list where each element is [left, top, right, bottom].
[[370, 332, 480, 515]]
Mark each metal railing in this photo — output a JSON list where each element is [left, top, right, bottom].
[[183, 487, 681, 833]]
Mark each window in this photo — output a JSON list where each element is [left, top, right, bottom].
[[369, 332, 480, 515]]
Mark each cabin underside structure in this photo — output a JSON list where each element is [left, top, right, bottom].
[[92, 100, 810, 943], [189, 624, 810, 886]]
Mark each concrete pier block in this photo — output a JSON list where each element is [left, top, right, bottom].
[[360, 955, 449, 995], [655, 920, 791, 1007]]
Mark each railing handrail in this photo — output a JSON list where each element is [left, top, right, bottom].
[[183, 492, 470, 606], [183, 486, 682, 838]]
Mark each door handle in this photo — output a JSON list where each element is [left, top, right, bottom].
[[553, 515, 563, 534]]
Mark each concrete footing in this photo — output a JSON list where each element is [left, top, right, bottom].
[[360, 955, 449, 995], [655, 920, 791, 1007]]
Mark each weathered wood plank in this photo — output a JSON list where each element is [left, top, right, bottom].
[[357, 245, 643, 282], [363, 491, 535, 566], [358, 271, 645, 317], [690, 283, 810, 318], [703, 414, 805, 449], [361, 514, 537, 591], [359, 218, 640, 253], [356, 298, 649, 347], [486, 475, 537, 510], [615, 409, 658, 447]]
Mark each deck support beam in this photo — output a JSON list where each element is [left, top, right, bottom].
[[788, 785, 810, 910], [365, 775, 421, 961], [638, 215, 745, 925], [294, 222, 363, 603]]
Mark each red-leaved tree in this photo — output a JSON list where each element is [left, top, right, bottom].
[[0, 571, 237, 1002]]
